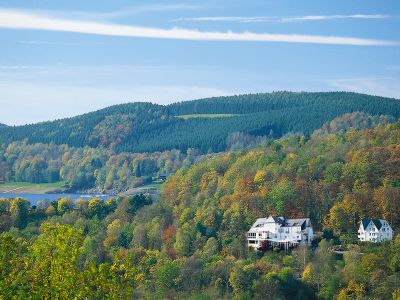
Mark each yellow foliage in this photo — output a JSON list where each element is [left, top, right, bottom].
[[302, 263, 312, 282], [254, 170, 267, 186], [336, 280, 365, 300]]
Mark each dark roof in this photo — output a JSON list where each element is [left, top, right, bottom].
[[361, 219, 383, 230], [271, 216, 285, 225], [371, 219, 383, 230], [283, 219, 307, 229], [361, 219, 370, 229]]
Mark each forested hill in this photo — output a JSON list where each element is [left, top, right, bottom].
[[1, 121, 399, 299], [0, 123, 7, 127], [1, 91, 400, 153]]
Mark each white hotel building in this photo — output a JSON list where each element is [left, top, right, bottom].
[[247, 216, 314, 250]]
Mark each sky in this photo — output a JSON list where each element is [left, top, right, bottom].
[[0, 0, 399, 125]]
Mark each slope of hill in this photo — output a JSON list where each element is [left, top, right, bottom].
[[2, 120, 399, 299], [1, 92, 399, 153], [0, 123, 7, 127], [163, 120, 400, 231]]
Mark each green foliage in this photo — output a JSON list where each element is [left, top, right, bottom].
[[0, 141, 197, 191], [0, 233, 28, 298], [57, 197, 73, 215], [10, 197, 30, 229], [28, 223, 84, 299], [1, 92, 399, 154], [126, 194, 153, 215], [268, 178, 297, 215], [0, 119, 399, 298]]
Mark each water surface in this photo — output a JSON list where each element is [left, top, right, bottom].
[[0, 193, 114, 206]]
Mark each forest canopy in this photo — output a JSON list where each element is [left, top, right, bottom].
[[1, 92, 400, 153], [0, 121, 399, 299]]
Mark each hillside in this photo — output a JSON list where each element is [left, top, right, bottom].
[[0, 111, 393, 192], [163, 121, 400, 233], [1, 92, 400, 153], [1, 121, 399, 299]]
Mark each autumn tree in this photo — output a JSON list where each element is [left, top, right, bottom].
[[10, 197, 30, 229], [28, 223, 84, 299]]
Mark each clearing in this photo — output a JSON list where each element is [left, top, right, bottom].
[[175, 114, 239, 120], [0, 181, 66, 194]]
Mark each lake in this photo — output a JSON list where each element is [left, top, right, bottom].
[[0, 193, 115, 206]]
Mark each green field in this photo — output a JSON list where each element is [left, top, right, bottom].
[[175, 114, 239, 120], [144, 182, 165, 189], [0, 181, 66, 193]]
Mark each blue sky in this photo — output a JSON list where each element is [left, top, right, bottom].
[[0, 0, 399, 125]]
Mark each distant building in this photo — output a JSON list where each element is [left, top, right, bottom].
[[358, 219, 393, 242], [158, 173, 168, 182], [247, 216, 314, 250], [154, 173, 168, 184]]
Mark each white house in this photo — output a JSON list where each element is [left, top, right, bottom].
[[247, 216, 314, 250], [358, 219, 393, 243]]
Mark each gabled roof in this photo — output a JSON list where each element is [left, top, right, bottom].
[[371, 219, 383, 230], [263, 216, 285, 224], [283, 218, 308, 228], [250, 216, 312, 230], [361, 219, 383, 230], [361, 219, 370, 230], [271, 216, 285, 225]]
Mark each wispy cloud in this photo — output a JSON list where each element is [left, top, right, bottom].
[[17, 40, 104, 46], [12, 4, 200, 21], [281, 14, 390, 22], [0, 9, 397, 46], [174, 14, 391, 23], [97, 4, 200, 19]]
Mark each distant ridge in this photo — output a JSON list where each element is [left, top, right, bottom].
[[0, 91, 399, 153]]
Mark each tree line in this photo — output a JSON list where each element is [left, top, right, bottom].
[[1, 92, 400, 153], [0, 141, 205, 191]]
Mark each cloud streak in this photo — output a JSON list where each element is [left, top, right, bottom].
[[0, 9, 397, 46], [46, 4, 201, 20], [281, 14, 390, 22], [174, 14, 391, 23]]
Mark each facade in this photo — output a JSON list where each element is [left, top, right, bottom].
[[358, 219, 393, 242], [247, 216, 314, 250]]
